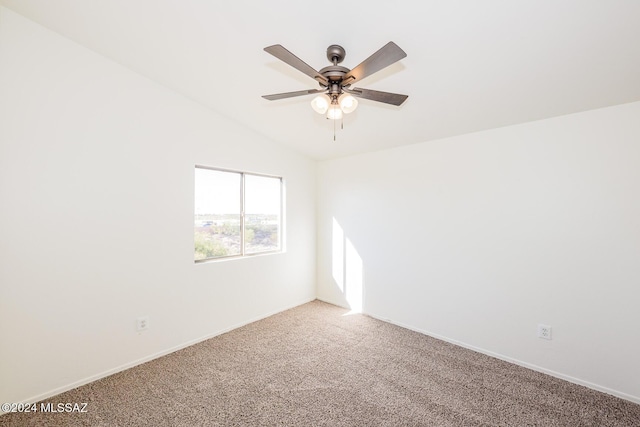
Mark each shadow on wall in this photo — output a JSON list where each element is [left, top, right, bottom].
[[332, 217, 364, 313]]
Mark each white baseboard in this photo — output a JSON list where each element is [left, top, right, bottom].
[[315, 296, 349, 309], [366, 313, 640, 405], [2, 297, 316, 416]]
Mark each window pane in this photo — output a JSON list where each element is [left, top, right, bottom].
[[244, 174, 281, 254], [194, 168, 241, 260]]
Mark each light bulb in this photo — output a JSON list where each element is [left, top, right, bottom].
[[326, 104, 343, 120], [310, 94, 330, 114], [339, 94, 358, 114]]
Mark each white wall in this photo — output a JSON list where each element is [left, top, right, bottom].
[[317, 101, 640, 402], [0, 6, 316, 406], [3, 3, 639, 410]]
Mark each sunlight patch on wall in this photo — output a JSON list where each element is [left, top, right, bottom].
[[332, 217, 345, 292], [332, 217, 363, 313], [345, 238, 363, 313]]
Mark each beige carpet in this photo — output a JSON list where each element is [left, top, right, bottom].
[[2, 300, 639, 426]]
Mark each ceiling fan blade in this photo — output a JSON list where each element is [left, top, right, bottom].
[[264, 45, 328, 86], [344, 87, 408, 106], [262, 88, 326, 101], [342, 42, 407, 85]]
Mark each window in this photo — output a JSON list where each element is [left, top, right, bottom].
[[194, 166, 283, 261]]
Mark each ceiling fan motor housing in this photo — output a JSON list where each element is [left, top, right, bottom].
[[322, 45, 350, 94], [318, 65, 349, 80]]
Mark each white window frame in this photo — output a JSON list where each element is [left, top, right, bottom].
[[194, 165, 284, 263]]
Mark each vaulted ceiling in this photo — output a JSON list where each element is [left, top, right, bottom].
[[2, 0, 640, 160]]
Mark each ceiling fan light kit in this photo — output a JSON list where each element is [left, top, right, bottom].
[[263, 42, 408, 138], [312, 93, 357, 118]]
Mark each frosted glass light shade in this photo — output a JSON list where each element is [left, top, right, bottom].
[[310, 94, 330, 114], [326, 104, 343, 120], [339, 94, 358, 114]]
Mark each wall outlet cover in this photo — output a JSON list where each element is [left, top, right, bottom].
[[136, 316, 149, 332], [538, 324, 552, 340]]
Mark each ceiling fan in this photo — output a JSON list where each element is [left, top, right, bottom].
[[262, 42, 408, 121]]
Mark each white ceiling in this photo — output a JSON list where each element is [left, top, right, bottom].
[[2, 0, 640, 160]]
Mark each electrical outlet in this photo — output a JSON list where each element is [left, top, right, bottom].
[[136, 316, 149, 332], [538, 324, 552, 340]]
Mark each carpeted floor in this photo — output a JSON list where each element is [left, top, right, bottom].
[[2, 300, 639, 426]]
